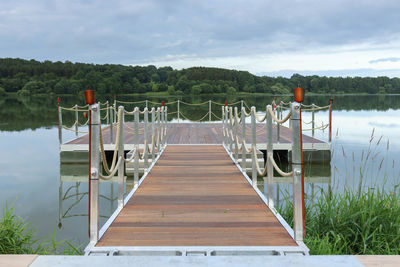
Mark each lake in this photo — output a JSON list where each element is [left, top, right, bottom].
[[0, 94, 399, 248]]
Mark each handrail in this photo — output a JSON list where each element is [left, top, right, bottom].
[[86, 101, 167, 245], [223, 101, 306, 243]]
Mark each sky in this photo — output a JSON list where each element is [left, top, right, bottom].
[[1, 0, 400, 77]]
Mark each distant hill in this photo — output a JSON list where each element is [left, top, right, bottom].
[[0, 58, 399, 95]]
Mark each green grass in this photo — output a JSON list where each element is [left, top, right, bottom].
[[0, 203, 82, 255], [277, 188, 400, 255]]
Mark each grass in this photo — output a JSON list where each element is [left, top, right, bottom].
[[278, 188, 400, 255], [0, 203, 82, 255]]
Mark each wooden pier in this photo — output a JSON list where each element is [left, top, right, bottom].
[[96, 145, 296, 248], [55, 99, 335, 256]]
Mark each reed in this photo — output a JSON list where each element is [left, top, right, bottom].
[[0, 203, 82, 255], [278, 188, 400, 255]]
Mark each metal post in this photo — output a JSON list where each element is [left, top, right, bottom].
[[164, 106, 168, 145], [241, 107, 246, 171], [157, 107, 161, 154], [113, 100, 117, 123], [229, 107, 233, 153], [58, 103, 63, 145], [145, 100, 148, 109], [266, 105, 274, 208], [290, 102, 304, 242], [177, 100, 180, 123], [312, 104, 315, 138], [234, 107, 239, 162], [134, 107, 139, 187], [241, 100, 243, 112], [74, 105, 79, 137], [89, 103, 100, 244], [151, 108, 156, 162], [144, 107, 149, 171], [329, 98, 333, 143], [109, 106, 113, 144], [106, 101, 109, 125], [225, 106, 229, 148], [209, 100, 212, 122], [251, 106, 257, 187], [222, 106, 225, 146], [117, 106, 125, 209], [277, 105, 280, 143], [160, 106, 164, 147]]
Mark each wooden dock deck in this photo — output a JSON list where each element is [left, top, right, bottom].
[[95, 145, 297, 249], [61, 122, 329, 151]]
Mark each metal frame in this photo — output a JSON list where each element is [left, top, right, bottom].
[[84, 144, 167, 254]]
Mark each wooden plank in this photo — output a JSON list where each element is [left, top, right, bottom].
[[0, 255, 38, 267], [96, 145, 297, 247], [66, 122, 325, 145], [356, 255, 400, 267]]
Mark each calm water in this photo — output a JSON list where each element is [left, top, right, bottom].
[[0, 94, 399, 248]]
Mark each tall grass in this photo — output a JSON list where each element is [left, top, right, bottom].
[[0, 203, 82, 255], [278, 188, 400, 255]]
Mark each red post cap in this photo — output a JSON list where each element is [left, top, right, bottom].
[[330, 98, 333, 104], [57, 97, 60, 104], [161, 101, 165, 107], [113, 93, 116, 100], [225, 100, 228, 106], [84, 90, 96, 105], [293, 87, 305, 103], [83, 112, 87, 119]]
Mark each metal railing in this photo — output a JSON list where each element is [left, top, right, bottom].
[[87, 103, 167, 245], [222, 101, 305, 242]]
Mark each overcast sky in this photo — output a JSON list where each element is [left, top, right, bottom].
[[1, 0, 400, 77]]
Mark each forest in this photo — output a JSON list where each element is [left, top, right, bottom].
[[0, 58, 399, 96]]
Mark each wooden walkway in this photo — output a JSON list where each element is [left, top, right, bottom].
[[65, 122, 325, 147], [96, 145, 297, 247]]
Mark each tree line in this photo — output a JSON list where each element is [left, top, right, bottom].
[[0, 58, 399, 96]]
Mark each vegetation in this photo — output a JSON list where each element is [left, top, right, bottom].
[[278, 189, 400, 255], [0, 203, 82, 255], [1, 58, 400, 95]]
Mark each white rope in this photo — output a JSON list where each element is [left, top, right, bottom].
[[267, 106, 291, 124], [99, 156, 124, 180], [269, 155, 293, 177]]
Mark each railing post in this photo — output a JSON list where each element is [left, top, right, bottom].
[[312, 104, 315, 138], [241, 107, 246, 171], [57, 99, 63, 145], [160, 106, 164, 147], [74, 105, 79, 137], [106, 101, 109, 125], [251, 106, 257, 187], [117, 106, 125, 209], [222, 106, 225, 146], [234, 107, 239, 162], [229, 107, 233, 153], [134, 107, 139, 188], [164, 106, 168, 145], [209, 100, 212, 122], [241, 100, 243, 112], [151, 108, 156, 162], [145, 100, 148, 109], [177, 100, 180, 123], [144, 107, 149, 171], [266, 105, 274, 208], [329, 98, 333, 143], [277, 104, 280, 143], [89, 103, 100, 244], [157, 107, 161, 154], [290, 101, 304, 242], [109, 105, 113, 144]]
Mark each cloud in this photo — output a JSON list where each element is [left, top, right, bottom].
[[369, 57, 400, 64], [1, 0, 400, 75]]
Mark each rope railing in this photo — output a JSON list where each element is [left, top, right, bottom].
[[222, 101, 306, 243], [87, 102, 167, 244], [276, 99, 333, 141]]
